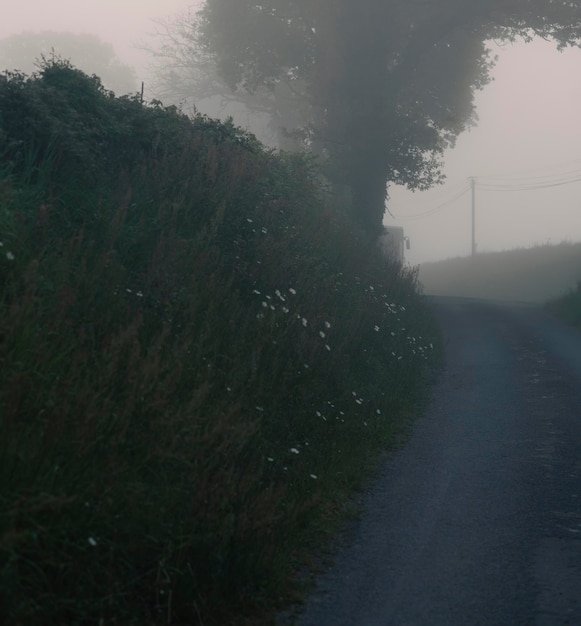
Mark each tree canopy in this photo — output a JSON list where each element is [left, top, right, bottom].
[[167, 0, 581, 232]]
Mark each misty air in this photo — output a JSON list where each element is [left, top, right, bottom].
[[1, 1, 581, 625]]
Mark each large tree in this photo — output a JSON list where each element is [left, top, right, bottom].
[[147, 7, 311, 149], [176, 0, 581, 232]]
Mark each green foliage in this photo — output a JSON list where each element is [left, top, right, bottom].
[[194, 0, 581, 231], [0, 62, 440, 625]]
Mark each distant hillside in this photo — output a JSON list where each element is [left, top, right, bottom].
[[418, 241, 581, 303]]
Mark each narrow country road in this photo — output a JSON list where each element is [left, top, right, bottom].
[[291, 297, 581, 626]]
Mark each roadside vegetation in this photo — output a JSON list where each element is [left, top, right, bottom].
[[419, 241, 581, 303], [545, 282, 581, 330], [0, 61, 440, 625]]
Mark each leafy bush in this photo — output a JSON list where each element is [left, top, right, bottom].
[[0, 61, 439, 625]]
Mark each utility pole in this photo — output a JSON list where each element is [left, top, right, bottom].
[[470, 176, 476, 257]]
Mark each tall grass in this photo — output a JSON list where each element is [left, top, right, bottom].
[[545, 281, 581, 329], [0, 62, 440, 625]]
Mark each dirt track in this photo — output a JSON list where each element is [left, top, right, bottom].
[[291, 297, 581, 625]]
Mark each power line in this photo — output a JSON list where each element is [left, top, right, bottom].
[[478, 173, 581, 192], [394, 181, 471, 221], [392, 158, 581, 221], [478, 168, 581, 184]]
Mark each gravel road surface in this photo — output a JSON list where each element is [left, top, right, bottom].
[[291, 297, 581, 626]]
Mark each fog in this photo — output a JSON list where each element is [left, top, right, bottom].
[[0, 0, 194, 72], [2, 2, 581, 266], [390, 39, 581, 265]]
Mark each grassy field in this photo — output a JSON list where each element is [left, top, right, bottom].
[[0, 61, 440, 625], [419, 241, 581, 303]]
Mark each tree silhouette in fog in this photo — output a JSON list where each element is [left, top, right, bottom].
[[0, 31, 137, 96], [156, 0, 581, 233]]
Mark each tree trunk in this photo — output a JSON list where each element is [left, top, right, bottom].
[[310, 0, 393, 234]]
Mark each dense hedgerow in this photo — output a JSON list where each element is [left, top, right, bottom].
[[0, 60, 440, 625]]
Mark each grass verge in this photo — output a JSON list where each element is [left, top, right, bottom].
[[545, 281, 581, 331], [0, 60, 441, 625]]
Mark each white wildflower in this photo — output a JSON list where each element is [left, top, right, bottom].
[[267, 457, 274, 462], [325, 345, 331, 351], [88, 537, 98, 547], [252, 289, 261, 295], [374, 325, 380, 332], [6, 251, 14, 261], [289, 288, 297, 295], [319, 331, 326, 338], [324, 321, 331, 329], [301, 317, 308, 327], [310, 474, 318, 480], [255, 406, 264, 412], [290, 447, 300, 454]]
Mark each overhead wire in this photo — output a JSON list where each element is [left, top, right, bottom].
[[391, 157, 581, 221], [477, 171, 581, 191], [393, 180, 472, 221], [475, 155, 581, 190]]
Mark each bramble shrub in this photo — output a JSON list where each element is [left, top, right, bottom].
[[0, 61, 440, 625]]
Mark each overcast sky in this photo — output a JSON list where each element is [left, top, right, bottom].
[[2, 1, 581, 265], [390, 38, 581, 264]]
